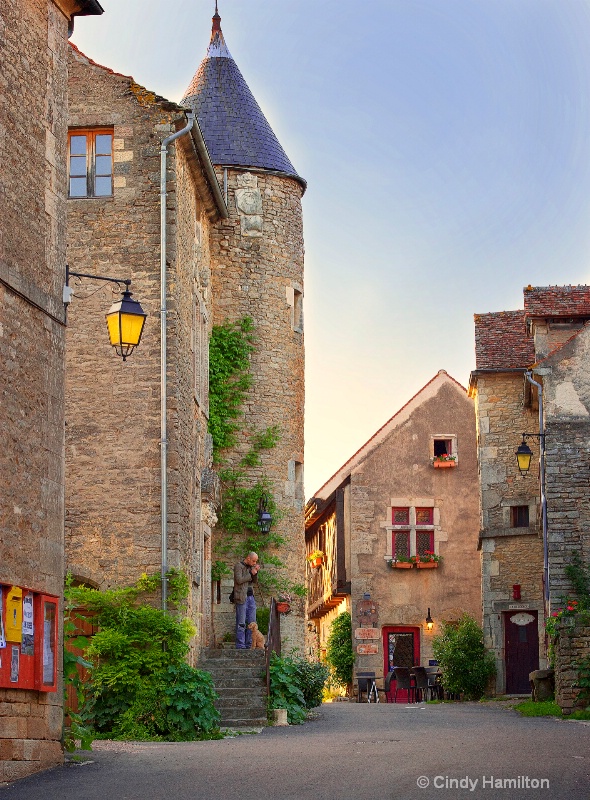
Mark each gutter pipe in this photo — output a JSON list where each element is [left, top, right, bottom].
[[160, 111, 195, 611]]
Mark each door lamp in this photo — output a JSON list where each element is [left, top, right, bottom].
[[425, 608, 434, 632], [64, 266, 147, 361]]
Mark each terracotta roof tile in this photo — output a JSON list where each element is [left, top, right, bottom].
[[473, 310, 534, 370], [524, 285, 590, 318]]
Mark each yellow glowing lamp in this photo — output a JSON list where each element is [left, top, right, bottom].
[[515, 439, 533, 477], [105, 287, 147, 361], [425, 608, 434, 632]]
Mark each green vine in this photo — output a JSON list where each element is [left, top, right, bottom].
[[208, 317, 304, 600], [208, 317, 255, 462]]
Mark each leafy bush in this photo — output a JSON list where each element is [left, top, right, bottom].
[[66, 573, 220, 740], [269, 653, 329, 724], [325, 612, 354, 689], [432, 614, 496, 700]]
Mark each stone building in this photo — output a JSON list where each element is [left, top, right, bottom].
[[305, 371, 480, 687], [65, 7, 306, 651], [469, 285, 590, 694], [65, 44, 227, 651], [182, 8, 307, 649], [0, 0, 102, 781]]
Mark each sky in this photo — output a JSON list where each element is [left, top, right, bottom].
[[72, 0, 590, 498]]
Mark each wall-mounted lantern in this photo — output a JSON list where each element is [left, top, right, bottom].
[[64, 266, 147, 361], [425, 608, 434, 632], [257, 494, 272, 534]]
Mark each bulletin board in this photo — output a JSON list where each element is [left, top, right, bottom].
[[0, 585, 58, 692]]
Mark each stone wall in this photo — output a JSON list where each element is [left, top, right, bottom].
[[209, 168, 306, 650], [0, 0, 72, 781], [473, 373, 546, 691], [66, 48, 217, 655], [554, 623, 590, 714]]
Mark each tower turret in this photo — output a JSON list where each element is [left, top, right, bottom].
[[183, 6, 306, 652], [182, 5, 305, 189]]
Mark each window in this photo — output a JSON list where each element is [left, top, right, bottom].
[[433, 439, 452, 457], [68, 129, 113, 198], [510, 505, 529, 528], [391, 506, 435, 559]]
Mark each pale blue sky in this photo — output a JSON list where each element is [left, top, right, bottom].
[[73, 0, 590, 497]]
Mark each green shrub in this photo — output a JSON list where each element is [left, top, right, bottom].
[[66, 573, 220, 740], [325, 612, 354, 689], [432, 614, 496, 700], [268, 653, 329, 723]]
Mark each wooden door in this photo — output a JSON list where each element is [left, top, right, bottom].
[[504, 611, 539, 694]]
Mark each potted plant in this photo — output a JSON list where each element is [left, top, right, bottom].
[[414, 551, 441, 569], [389, 556, 413, 569], [276, 593, 292, 614], [307, 549, 324, 568], [433, 453, 456, 469]]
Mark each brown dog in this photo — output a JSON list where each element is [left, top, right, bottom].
[[248, 621, 266, 649]]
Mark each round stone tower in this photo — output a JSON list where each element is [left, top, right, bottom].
[[182, 5, 306, 649]]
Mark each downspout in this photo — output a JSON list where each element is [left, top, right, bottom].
[[524, 371, 549, 614], [160, 111, 195, 611]]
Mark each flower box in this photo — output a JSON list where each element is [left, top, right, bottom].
[[416, 561, 439, 569], [433, 460, 456, 469], [393, 562, 413, 569], [276, 602, 291, 614], [310, 556, 323, 568]]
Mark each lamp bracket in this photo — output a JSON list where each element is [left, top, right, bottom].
[[65, 265, 132, 304]]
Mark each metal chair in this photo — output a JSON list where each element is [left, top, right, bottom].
[[392, 667, 414, 703], [376, 671, 395, 703], [412, 666, 430, 702], [425, 667, 443, 700]]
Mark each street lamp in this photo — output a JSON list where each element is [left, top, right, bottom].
[[257, 494, 272, 534], [64, 266, 147, 361], [515, 437, 535, 476]]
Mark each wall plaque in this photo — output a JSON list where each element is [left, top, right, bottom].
[[357, 643, 378, 655], [355, 627, 380, 640]]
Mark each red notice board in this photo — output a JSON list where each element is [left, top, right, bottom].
[[0, 585, 59, 692]]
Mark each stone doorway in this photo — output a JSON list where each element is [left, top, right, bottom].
[[504, 610, 539, 693]]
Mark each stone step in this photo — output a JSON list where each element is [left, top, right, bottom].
[[203, 648, 266, 661], [209, 676, 267, 690], [215, 695, 266, 709], [217, 706, 268, 720], [203, 667, 265, 681], [220, 717, 268, 728]]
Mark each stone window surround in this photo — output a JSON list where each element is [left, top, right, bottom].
[[500, 498, 537, 531], [286, 283, 304, 333], [430, 433, 458, 463], [380, 498, 447, 560]]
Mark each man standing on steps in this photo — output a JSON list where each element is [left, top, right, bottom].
[[234, 552, 259, 649]]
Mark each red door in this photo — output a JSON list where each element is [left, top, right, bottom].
[[504, 611, 539, 694]]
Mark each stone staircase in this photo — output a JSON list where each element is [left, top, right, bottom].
[[200, 647, 268, 728]]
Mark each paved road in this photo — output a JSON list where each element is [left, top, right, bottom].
[[1, 702, 589, 800]]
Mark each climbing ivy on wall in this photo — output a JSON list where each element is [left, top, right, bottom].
[[208, 317, 304, 599]]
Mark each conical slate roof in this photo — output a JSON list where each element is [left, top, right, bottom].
[[182, 5, 305, 189]]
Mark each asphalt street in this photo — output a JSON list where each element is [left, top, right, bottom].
[[1, 701, 589, 800]]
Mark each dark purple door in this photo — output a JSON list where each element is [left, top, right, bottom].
[[504, 611, 539, 694]]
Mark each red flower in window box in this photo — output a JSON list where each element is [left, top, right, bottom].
[[433, 453, 456, 468], [414, 552, 440, 568]]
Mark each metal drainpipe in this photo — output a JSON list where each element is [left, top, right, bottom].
[[160, 111, 195, 611], [524, 371, 549, 613]]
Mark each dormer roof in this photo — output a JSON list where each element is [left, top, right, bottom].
[[181, 5, 305, 190]]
